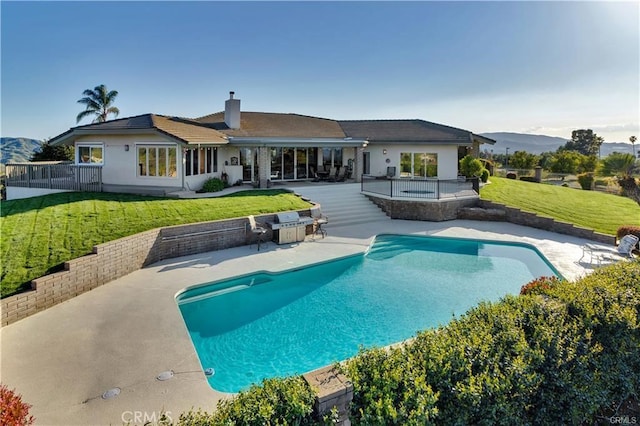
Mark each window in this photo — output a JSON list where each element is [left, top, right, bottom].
[[185, 147, 217, 176], [400, 152, 438, 178], [78, 144, 103, 164], [138, 145, 177, 177]]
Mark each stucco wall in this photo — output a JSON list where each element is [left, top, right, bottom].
[[364, 144, 459, 180], [75, 134, 184, 188]]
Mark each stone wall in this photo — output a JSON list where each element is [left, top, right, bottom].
[[477, 200, 615, 245], [365, 195, 478, 221], [1, 211, 311, 326], [303, 366, 353, 425]]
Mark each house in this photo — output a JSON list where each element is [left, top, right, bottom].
[[7, 92, 494, 199]]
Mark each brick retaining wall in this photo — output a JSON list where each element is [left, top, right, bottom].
[[365, 195, 478, 221], [1, 210, 311, 326]]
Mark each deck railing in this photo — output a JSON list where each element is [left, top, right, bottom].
[[5, 162, 103, 192], [361, 175, 478, 199]]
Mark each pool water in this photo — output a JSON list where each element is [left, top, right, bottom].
[[176, 234, 560, 393]]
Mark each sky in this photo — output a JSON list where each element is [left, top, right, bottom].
[[1, 1, 639, 143]]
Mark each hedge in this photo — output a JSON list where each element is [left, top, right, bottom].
[[170, 261, 639, 425]]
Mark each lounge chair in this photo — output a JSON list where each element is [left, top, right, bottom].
[[247, 215, 268, 251], [310, 206, 328, 239], [580, 234, 639, 265]]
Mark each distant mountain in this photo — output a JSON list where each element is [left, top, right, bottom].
[[480, 132, 634, 157], [1, 137, 42, 164]]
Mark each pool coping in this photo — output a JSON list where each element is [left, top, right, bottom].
[[0, 218, 595, 425]]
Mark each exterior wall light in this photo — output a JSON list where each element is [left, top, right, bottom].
[[124, 144, 130, 151]]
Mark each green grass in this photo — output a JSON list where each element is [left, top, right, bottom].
[[480, 176, 640, 235], [0, 190, 311, 297]]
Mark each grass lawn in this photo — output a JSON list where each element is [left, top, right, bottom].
[[480, 176, 640, 236], [0, 190, 312, 297]]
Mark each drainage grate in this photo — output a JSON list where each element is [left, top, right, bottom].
[[204, 368, 215, 377], [156, 370, 174, 381], [102, 388, 121, 400]]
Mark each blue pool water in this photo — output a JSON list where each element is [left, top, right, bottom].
[[176, 234, 560, 393]]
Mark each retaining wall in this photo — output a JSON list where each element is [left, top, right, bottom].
[[365, 195, 478, 221], [476, 200, 616, 245], [1, 211, 311, 326]]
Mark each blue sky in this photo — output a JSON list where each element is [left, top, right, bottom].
[[2, 1, 638, 143]]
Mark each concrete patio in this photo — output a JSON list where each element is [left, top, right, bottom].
[[0, 185, 597, 425]]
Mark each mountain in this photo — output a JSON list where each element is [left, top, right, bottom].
[[1, 137, 42, 164], [480, 132, 635, 157]]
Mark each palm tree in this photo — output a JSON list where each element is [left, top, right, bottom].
[[76, 84, 120, 124], [630, 135, 637, 159]]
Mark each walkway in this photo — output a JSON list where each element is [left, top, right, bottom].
[[0, 201, 594, 425]]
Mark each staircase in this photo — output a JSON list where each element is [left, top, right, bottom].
[[290, 183, 390, 228]]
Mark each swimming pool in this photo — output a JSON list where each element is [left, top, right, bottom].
[[176, 234, 560, 393]]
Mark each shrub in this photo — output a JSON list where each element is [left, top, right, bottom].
[[480, 168, 490, 183], [506, 172, 517, 179], [201, 178, 225, 193], [577, 173, 594, 190], [459, 155, 484, 178], [616, 225, 640, 249], [177, 376, 316, 425], [343, 261, 640, 424], [0, 384, 35, 426], [520, 276, 561, 295]]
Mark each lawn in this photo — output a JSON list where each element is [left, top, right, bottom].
[[480, 176, 640, 236], [0, 190, 312, 297]]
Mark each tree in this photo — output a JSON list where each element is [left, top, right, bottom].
[[76, 84, 120, 124], [549, 151, 582, 174], [31, 139, 74, 162], [600, 152, 636, 177], [560, 129, 604, 156], [630, 135, 637, 159], [459, 155, 484, 177], [507, 151, 539, 170]]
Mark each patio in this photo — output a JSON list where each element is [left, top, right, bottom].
[[0, 212, 594, 425]]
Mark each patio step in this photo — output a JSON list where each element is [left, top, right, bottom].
[[291, 183, 389, 228]]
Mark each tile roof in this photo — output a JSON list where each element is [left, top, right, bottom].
[[51, 111, 494, 147], [50, 114, 228, 145], [338, 120, 473, 143], [196, 112, 347, 138]]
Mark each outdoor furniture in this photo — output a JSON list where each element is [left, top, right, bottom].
[[247, 215, 267, 251], [579, 234, 639, 265], [310, 206, 328, 239]]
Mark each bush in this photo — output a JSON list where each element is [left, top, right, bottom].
[[617, 225, 640, 249], [519, 276, 561, 295], [577, 173, 594, 190], [0, 384, 35, 426], [480, 168, 490, 183], [177, 376, 316, 425], [459, 155, 484, 178], [506, 172, 517, 179], [342, 261, 640, 424], [201, 178, 225, 193]]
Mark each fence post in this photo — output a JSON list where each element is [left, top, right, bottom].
[[47, 165, 52, 189]]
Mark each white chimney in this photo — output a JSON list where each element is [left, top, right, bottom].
[[224, 91, 241, 129]]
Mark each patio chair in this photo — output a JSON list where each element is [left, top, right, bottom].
[[310, 206, 328, 239], [579, 234, 639, 265], [247, 215, 268, 251], [336, 166, 347, 182]]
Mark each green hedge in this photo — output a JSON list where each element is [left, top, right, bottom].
[[172, 261, 639, 425], [343, 260, 640, 425]]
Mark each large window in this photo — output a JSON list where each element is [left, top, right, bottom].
[[138, 145, 178, 177], [400, 152, 438, 178], [78, 144, 103, 165], [185, 147, 217, 177]]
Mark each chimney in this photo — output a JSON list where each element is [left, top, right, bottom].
[[224, 91, 241, 129]]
